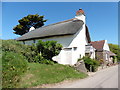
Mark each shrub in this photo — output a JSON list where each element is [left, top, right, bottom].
[[2, 40, 61, 64], [109, 43, 120, 62], [2, 40, 38, 62], [36, 40, 62, 60], [112, 56, 117, 64], [99, 59, 105, 64], [2, 51, 28, 88], [83, 56, 100, 72]]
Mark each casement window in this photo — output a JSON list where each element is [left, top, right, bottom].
[[23, 41, 25, 44], [73, 47, 77, 51], [33, 40, 36, 43]]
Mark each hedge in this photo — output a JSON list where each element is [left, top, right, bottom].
[[2, 51, 28, 88]]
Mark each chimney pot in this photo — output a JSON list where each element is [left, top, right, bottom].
[[76, 8, 85, 16]]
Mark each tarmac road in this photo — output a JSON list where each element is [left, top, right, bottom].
[[50, 65, 118, 88]]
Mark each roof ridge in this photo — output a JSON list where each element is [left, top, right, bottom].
[[91, 40, 105, 42], [40, 18, 79, 28]]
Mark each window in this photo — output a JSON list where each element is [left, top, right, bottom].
[[73, 47, 77, 51], [33, 40, 36, 43], [85, 53, 90, 57], [23, 41, 25, 44], [79, 54, 81, 58], [63, 48, 72, 51]]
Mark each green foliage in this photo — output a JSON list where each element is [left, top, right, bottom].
[[36, 40, 62, 60], [19, 63, 88, 88], [78, 58, 82, 61], [109, 43, 120, 62], [1, 39, 87, 88], [13, 14, 47, 35], [99, 59, 104, 64], [112, 56, 117, 63], [2, 51, 28, 88], [2, 40, 38, 62], [2, 39, 62, 64], [83, 57, 100, 72], [34, 53, 54, 65]]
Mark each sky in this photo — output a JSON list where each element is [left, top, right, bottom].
[[2, 2, 118, 44]]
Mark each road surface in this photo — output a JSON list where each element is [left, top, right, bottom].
[[48, 65, 118, 88]]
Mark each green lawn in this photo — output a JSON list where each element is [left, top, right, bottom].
[[19, 63, 88, 88]]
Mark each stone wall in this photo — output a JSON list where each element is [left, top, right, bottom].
[[74, 60, 87, 73], [95, 51, 103, 60]]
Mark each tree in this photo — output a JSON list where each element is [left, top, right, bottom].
[[13, 14, 47, 35], [109, 43, 120, 62]]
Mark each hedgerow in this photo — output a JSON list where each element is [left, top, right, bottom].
[[2, 39, 62, 88], [2, 51, 28, 88], [2, 40, 38, 62]]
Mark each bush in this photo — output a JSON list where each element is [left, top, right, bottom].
[[109, 43, 120, 62], [2, 40, 61, 64], [2, 40, 38, 62], [34, 53, 54, 65], [83, 57, 100, 72], [36, 40, 62, 60], [2, 51, 28, 88], [112, 56, 117, 64]]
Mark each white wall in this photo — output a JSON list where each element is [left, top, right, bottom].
[[69, 25, 86, 65], [75, 14, 85, 23], [103, 40, 110, 51], [85, 45, 96, 59], [53, 48, 73, 65], [69, 14, 87, 65], [24, 40, 34, 45], [90, 51, 96, 59], [36, 35, 74, 48], [23, 35, 74, 47]]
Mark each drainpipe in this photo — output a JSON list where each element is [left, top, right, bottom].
[[71, 47, 74, 65]]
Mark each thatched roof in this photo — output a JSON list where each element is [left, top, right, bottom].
[[16, 18, 84, 41]]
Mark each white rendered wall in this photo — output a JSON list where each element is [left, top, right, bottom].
[[23, 35, 74, 47], [90, 51, 96, 59], [69, 14, 87, 65], [53, 49, 73, 65], [24, 40, 34, 45], [103, 40, 110, 51], [36, 35, 74, 48], [75, 14, 85, 24], [69, 26, 86, 65]]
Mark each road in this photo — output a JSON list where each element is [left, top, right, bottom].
[[48, 65, 118, 88]]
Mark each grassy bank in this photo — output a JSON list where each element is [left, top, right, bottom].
[[2, 40, 87, 88], [19, 63, 88, 88]]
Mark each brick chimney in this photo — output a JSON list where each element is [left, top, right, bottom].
[[76, 9, 85, 16], [75, 9, 86, 23]]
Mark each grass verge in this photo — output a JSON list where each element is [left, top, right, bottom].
[[19, 63, 88, 88]]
